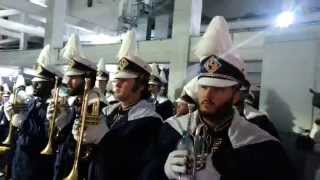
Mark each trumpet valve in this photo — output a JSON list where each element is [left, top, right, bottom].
[[12, 103, 28, 112], [85, 115, 99, 126]]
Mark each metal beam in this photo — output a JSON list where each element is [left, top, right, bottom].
[[0, 39, 176, 66], [28, 14, 46, 23], [0, 0, 109, 33], [0, 0, 43, 17], [0, 18, 44, 37], [0, 9, 19, 17], [0, 38, 17, 44], [0, 28, 21, 38]]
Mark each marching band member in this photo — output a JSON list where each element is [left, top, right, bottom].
[[0, 78, 9, 142], [234, 82, 279, 138], [159, 68, 168, 97], [0, 78, 9, 177], [8, 45, 60, 180], [95, 58, 109, 98], [151, 16, 294, 180], [167, 78, 198, 120], [47, 34, 98, 180], [79, 30, 163, 180], [149, 63, 174, 120]]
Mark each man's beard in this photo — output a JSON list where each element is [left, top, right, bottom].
[[200, 98, 234, 122], [68, 82, 84, 96], [69, 85, 84, 96]]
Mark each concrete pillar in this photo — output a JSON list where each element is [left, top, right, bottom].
[[167, 0, 202, 100], [44, 0, 66, 63], [19, 13, 28, 50]]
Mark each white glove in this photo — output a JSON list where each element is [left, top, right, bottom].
[[164, 150, 189, 179], [11, 112, 27, 128], [15, 90, 28, 104], [72, 118, 80, 141], [4, 101, 13, 121], [55, 108, 70, 130], [46, 99, 54, 121], [83, 118, 109, 144], [47, 100, 71, 130]]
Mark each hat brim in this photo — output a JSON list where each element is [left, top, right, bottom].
[[25, 67, 60, 80], [122, 56, 151, 74], [113, 71, 138, 79], [96, 76, 108, 81], [176, 98, 188, 104], [24, 69, 45, 78], [65, 68, 85, 76], [32, 77, 48, 82], [198, 77, 238, 87], [148, 80, 161, 85]]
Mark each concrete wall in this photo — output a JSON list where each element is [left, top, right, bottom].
[[202, 0, 320, 20], [260, 25, 320, 133], [203, 0, 281, 19], [69, 0, 119, 32]]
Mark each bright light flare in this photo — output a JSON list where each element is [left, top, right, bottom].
[[275, 11, 295, 28]]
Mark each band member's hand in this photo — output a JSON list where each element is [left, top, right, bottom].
[[164, 150, 189, 179], [47, 99, 71, 129], [55, 108, 70, 129], [11, 112, 27, 128], [72, 119, 80, 141], [46, 100, 54, 121], [4, 101, 13, 121], [83, 117, 109, 144]]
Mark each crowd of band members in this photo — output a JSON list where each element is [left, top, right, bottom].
[[0, 16, 297, 180]]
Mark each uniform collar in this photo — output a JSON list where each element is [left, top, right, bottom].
[[167, 109, 278, 149], [103, 99, 162, 121]]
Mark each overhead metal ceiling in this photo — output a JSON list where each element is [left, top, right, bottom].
[[0, 0, 320, 50]]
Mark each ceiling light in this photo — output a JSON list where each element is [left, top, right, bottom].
[[275, 11, 295, 28]]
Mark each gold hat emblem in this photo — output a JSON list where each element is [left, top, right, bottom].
[[204, 56, 221, 74], [97, 71, 103, 76], [68, 59, 76, 68], [118, 58, 129, 71], [36, 64, 43, 74]]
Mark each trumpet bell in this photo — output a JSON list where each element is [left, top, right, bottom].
[[0, 146, 10, 156], [63, 166, 78, 180], [2, 125, 15, 145], [40, 142, 54, 155]]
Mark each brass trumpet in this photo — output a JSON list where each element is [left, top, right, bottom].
[[0, 146, 10, 156], [41, 76, 60, 155], [0, 86, 28, 155], [176, 104, 210, 180], [176, 104, 196, 180], [193, 123, 210, 172], [64, 78, 101, 180]]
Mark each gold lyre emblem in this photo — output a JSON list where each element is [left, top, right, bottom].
[[36, 64, 43, 74], [204, 56, 221, 74], [118, 58, 129, 70], [68, 59, 76, 68]]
